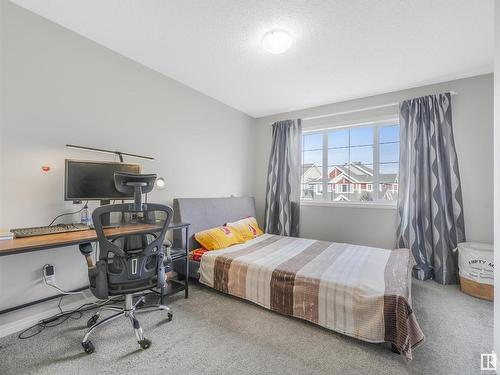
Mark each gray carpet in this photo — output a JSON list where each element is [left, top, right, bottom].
[[0, 280, 492, 375]]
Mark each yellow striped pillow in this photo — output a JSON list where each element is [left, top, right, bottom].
[[226, 217, 264, 241], [194, 225, 244, 250]]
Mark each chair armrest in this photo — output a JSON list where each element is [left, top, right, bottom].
[[163, 239, 172, 264], [79, 242, 94, 256], [79, 242, 95, 269]]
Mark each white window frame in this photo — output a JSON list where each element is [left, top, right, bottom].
[[336, 183, 351, 193], [301, 117, 399, 209]]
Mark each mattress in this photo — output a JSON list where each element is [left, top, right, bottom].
[[199, 234, 424, 360]]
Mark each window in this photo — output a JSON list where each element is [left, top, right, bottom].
[[336, 184, 351, 193], [301, 121, 400, 204]]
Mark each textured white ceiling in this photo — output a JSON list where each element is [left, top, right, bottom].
[[10, 0, 494, 118]]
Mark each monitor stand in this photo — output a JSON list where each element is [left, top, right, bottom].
[[99, 200, 120, 228]]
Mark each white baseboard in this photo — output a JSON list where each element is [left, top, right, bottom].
[[0, 291, 96, 339]]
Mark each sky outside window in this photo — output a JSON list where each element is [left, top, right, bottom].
[[301, 123, 400, 203]]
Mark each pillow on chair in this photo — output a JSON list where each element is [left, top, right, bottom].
[[226, 217, 264, 241], [194, 226, 244, 250]]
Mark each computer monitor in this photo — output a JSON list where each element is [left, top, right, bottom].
[[65, 160, 141, 201]]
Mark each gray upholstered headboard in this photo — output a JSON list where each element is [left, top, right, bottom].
[[172, 197, 257, 251]]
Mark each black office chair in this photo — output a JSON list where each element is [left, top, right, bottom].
[[79, 172, 174, 354]]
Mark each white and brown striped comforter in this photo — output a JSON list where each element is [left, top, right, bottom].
[[199, 234, 424, 360]]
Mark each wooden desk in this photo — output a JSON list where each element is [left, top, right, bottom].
[[0, 222, 190, 315], [0, 222, 187, 256]]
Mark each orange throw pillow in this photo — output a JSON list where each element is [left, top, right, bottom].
[[194, 225, 244, 250]]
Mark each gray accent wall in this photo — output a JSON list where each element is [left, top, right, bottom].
[[255, 74, 494, 249], [0, 1, 255, 334]]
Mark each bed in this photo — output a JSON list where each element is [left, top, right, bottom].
[[172, 197, 424, 360]]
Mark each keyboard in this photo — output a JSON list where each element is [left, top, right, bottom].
[[10, 223, 90, 238]]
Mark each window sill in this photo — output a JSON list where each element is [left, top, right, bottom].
[[300, 200, 397, 210]]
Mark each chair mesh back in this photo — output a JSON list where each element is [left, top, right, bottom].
[[92, 203, 173, 295]]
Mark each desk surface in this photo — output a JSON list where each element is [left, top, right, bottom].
[[0, 222, 189, 256]]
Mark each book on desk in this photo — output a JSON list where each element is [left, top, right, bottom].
[[0, 229, 14, 241]]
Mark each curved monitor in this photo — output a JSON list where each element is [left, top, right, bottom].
[[65, 159, 141, 201]]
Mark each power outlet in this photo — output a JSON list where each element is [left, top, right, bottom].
[[43, 264, 56, 284]]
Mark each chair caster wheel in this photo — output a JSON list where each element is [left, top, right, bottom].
[[167, 312, 173, 322], [139, 339, 151, 349], [82, 340, 95, 354], [87, 314, 99, 328]]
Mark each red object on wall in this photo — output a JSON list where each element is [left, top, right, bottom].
[[41, 165, 51, 172]]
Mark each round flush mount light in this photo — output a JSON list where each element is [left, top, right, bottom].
[[262, 29, 292, 54]]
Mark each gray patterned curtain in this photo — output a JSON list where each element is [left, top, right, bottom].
[[397, 92, 465, 284], [264, 119, 302, 237]]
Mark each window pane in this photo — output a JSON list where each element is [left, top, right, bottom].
[[379, 125, 400, 143], [302, 123, 399, 204], [379, 183, 398, 201], [353, 163, 374, 202], [328, 148, 348, 166], [349, 163, 374, 181], [301, 183, 323, 200], [303, 150, 322, 165], [326, 164, 374, 202], [328, 129, 349, 148], [303, 133, 322, 151], [326, 165, 352, 202], [350, 127, 373, 146], [301, 162, 324, 200], [380, 143, 399, 163], [350, 145, 373, 164], [380, 162, 399, 174], [378, 123, 399, 202], [379, 162, 399, 201]]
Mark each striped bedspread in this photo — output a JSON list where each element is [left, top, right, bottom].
[[199, 234, 424, 360]]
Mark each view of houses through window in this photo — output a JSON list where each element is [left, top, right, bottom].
[[301, 122, 400, 203]]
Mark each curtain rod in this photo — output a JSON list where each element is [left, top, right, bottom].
[[302, 91, 458, 122]]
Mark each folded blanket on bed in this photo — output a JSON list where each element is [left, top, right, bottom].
[[199, 234, 424, 360]]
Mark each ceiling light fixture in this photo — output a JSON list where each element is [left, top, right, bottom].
[[262, 29, 292, 54]]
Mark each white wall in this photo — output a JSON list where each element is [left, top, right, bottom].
[[494, 0, 499, 364], [255, 74, 494, 249], [0, 2, 255, 330], [0, 0, 3, 228]]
